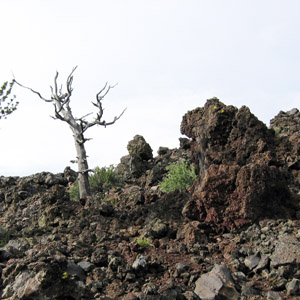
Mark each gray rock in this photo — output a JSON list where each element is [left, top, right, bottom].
[[150, 219, 168, 238], [132, 255, 147, 270], [194, 264, 240, 300], [270, 235, 300, 267], [108, 255, 122, 271], [158, 147, 169, 155], [241, 284, 260, 297], [2, 270, 45, 299], [286, 278, 300, 296], [244, 255, 260, 270], [176, 262, 189, 274], [233, 271, 246, 281], [66, 261, 86, 280], [287, 108, 299, 115], [266, 291, 283, 300], [254, 255, 269, 273], [142, 282, 157, 295], [78, 260, 94, 272]]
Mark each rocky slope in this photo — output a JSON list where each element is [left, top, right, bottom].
[[0, 99, 299, 300]]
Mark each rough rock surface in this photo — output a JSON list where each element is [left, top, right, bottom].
[[0, 99, 299, 300], [181, 98, 299, 232], [194, 264, 239, 300]]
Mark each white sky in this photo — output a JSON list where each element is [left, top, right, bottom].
[[1, 0, 300, 176]]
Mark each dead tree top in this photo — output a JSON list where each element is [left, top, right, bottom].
[[14, 66, 126, 133]]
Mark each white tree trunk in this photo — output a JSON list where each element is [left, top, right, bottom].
[[74, 137, 91, 199], [71, 128, 91, 199]]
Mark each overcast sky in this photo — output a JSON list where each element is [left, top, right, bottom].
[[1, 0, 300, 176]]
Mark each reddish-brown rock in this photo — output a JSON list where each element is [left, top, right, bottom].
[[181, 98, 297, 232]]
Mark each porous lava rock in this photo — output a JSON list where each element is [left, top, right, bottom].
[[117, 135, 153, 179], [270, 108, 300, 195], [181, 98, 297, 232], [127, 135, 153, 161]]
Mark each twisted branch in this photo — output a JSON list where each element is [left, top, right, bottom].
[[14, 67, 126, 139]]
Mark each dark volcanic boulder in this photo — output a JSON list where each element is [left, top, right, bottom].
[[127, 135, 153, 161], [117, 135, 153, 179], [181, 98, 297, 232]]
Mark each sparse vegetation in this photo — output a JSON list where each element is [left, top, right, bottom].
[[159, 160, 196, 193], [69, 165, 123, 200], [136, 237, 151, 247], [90, 165, 123, 193]]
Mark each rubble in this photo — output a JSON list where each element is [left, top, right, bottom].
[[0, 99, 299, 299]]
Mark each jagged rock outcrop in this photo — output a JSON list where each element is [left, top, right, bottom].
[[181, 98, 299, 232]]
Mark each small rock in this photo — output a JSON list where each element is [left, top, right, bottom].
[[99, 202, 114, 216], [176, 262, 189, 274], [150, 219, 168, 239], [271, 235, 300, 267], [66, 261, 86, 280], [233, 271, 246, 281], [287, 108, 299, 115], [158, 147, 169, 155], [286, 278, 300, 296], [132, 255, 147, 270], [142, 282, 157, 295], [108, 256, 122, 271], [254, 255, 269, 273], [18, 190, 30, 199], [266, 291, 283, 300], [241, 284, 260, 297], [194, 264, 240, 300], [78, 261, 94, 272], [244, 255, 260, 270]]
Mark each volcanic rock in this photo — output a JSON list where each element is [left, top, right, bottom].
[[194, 264, 240, 300], [0, 100, 300, 299], [181, 98, 298, 232]]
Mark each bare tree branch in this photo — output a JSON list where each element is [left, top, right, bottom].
[[14, 80, 52, 103]]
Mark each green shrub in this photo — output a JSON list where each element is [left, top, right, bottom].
[[136, 237, 151, 247], [69, 165, 123, 200], [159, 160, 196, 193], [90, 165, 122, 193], [69, 182, 80, 200]]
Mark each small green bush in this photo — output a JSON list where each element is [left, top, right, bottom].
[[69, 165, 123, 200], [159, 160, 196, 193], [69, 182, 80, 200], [91, 165, 122, 193], [136, 237, 151, 247]]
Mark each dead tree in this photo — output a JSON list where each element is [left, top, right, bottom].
[[15, 67, 126, 199]]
